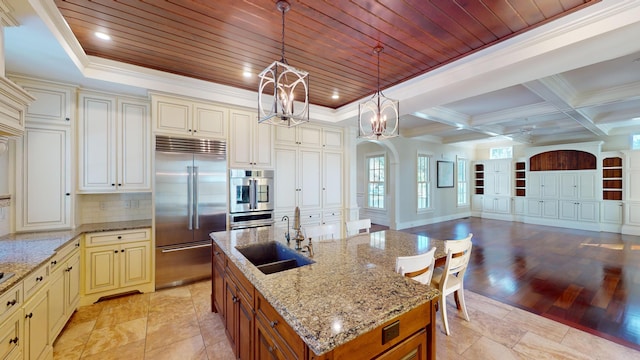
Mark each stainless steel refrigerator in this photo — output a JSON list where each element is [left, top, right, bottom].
[[154, 135, 226, 289]]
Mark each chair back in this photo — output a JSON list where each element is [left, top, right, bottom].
[[345, 219, 371, 236], [395, 247, 437, 285], [441, 233, 473, 289], [304, 224, 339, 241]]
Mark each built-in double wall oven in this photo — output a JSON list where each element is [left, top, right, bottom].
[[229, 169, 274, 229]]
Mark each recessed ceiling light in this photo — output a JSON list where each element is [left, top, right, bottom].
[[331, 93, 339, 100], [243, 70, 252, 78], [95, 32, 111, 41]]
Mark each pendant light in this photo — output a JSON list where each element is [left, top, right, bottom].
[[358, 45, 399, 139], [258, 0, 309, 127]]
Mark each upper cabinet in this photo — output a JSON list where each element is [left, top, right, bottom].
[[78, 91, 151, 193], [13, 78, 75, 231], [275, 124, 343, 150], [229, 109, 272, 169], [151, 93, 227, 139]]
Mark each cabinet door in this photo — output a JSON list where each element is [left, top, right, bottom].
[[541, 173, 558, 198], [578, 202, 599, 222], [256, 318, 284, 360], [213, 260, 225, 314], [559, 174, 578, 199], [274, 148, 298, 210], [118, 100, 150, 191], [20, 82, 72, 125], [578, 173, 597, 200], [526, 199, 542, 217], [527, 173, 541, 198], [541, 200, 558, 218], [298, 125, 322, 148], [48, 266, 66, 342], [323, 151, 343, 208], [154, 97, 191, 135], [224, 281, 238, 348], [559, 201, 578, 220], [601, 202, 623, 224], [254, 123, 273, 168], [237, 289, 254, 360], [513, 197, 525, 215], [66, 252, 81, 312], [78, 93, 117, 191], [194, 103, 227, 138], [299, 149, 322, 209], [120, 242, 151, 288], [0, 310, 22, 360], [24, 289, 51, 360], [323, 128, 343, 149], [85, 245, 118, 294], [230, 110, 253, 168], [16, 125, 71, 231]]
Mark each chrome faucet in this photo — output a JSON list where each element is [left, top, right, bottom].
[[281, 215, 290, 244]]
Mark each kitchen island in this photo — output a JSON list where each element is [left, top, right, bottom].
[[211, 227, 443, 359]]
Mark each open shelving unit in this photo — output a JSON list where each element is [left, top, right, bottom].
[[515, 161, 526, 196], [474, 163, 484, 194], [602, 157, 622, 200]]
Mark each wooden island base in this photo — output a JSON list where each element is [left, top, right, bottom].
[[212, 241, 437, 360]]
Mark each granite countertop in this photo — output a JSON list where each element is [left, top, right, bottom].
[[211, 227, 444, 356], [0, 219, 152, 295]]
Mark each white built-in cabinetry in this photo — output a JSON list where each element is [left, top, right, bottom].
[[77, 91, 151, 192], [274, 124, 343, 232], [151, 93, 227, 139], [622, 150, 640, 235], [13, 78, 74, 231], [82, 228, 153, 305], [229, 109, 273, 169], [472, 159, 511, 218]]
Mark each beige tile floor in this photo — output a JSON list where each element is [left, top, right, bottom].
[[53, 281, 640, 360]]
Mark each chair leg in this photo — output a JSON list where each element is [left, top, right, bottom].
[[441, 295, 450, 336], [457, 288, 470, 322]]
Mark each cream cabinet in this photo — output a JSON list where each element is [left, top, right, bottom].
[[0, 307, 22, 360], [528, 172, 559, 199], [274, 124, 322, 147], [82, 229, 153, 305], [274, 147, 322, 211], [78, 92, 151, 192], [559, 200, 599, 222], [23, 286, 51, 360], [152, 94, 228, 139], [558, 172, 597, 200], [48, 240, 80, 343], [483, 159, 511, 196], [323, 150, 343, 208], [13, 77, 74, 126], [229, 109, 272, 169], [15, 123, 72, 231]]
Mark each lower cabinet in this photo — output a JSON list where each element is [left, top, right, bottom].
[[82, 229, 153, 305], [0, 309, 23, 360], [23, 287, 52, 360], [49, 245, 80, 342], [223, 260, 254, 360], [255, 293, 305, 360]]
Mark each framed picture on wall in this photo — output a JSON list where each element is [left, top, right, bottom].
[[437, 161, 454, 188]]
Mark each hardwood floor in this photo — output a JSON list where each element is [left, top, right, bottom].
[[396, 217, 640, 351]]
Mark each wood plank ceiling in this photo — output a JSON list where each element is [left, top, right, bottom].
[[54, 0, 599, 109]]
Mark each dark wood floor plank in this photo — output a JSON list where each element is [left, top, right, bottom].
[[391, 217, 640, 351]]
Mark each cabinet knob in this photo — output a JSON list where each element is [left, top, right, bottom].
[[51, 260, 57, 265], [114, 250, 119, 253], [36, 276, 43, 282], [111, 183, 115, 186], [6, 299, 16, 307], [66, 193, 71, 196], [25, 313, 33, 319], [270, 320, 278, 328], [118, 183, 122, 186], [117, 236, 122, 239], [65, 266, 73, 272], [9, 337, 18, 345], [193, 130, 197, 133]]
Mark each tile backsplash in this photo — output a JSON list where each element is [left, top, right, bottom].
[[0, 196, 9, 237], [78, 193, 152, 224]]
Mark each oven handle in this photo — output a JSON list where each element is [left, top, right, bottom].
[[250, 179, 256, 210]]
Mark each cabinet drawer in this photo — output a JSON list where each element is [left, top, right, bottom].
[[212, 242, 225, 265], [85, 228, 151, 247], [49, 238, 81, 272], [256, 292, 305, 360], [23, 264, 48, 300], [300, 212, 321, 225], [0, 282, 22, 324], [322, 209, 342, 222]]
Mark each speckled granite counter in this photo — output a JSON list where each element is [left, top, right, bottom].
[[210, 227, 443, 356], [0, 220, 151, 295]]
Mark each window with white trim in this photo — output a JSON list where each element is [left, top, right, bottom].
[[417, 154, 431, 210], [367, 155, 385, 209], [633, 134, 640, 150], [457, 158, 468, 206], [489, 146, 513, 159]]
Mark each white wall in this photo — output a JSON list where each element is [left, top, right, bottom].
[[355, 136, 474, 230]]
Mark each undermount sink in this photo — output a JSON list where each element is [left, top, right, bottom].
[[236, 241, 315, 275]]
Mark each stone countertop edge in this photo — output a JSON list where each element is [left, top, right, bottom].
[[0, 219, 152, 296], [211, 227, 441, 356]]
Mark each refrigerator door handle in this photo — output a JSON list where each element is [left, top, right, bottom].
[[193, 166, 200, 229], [250, 179, 256, 210], [187, 166, 193, 230], [161, 242, 212, 253]]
